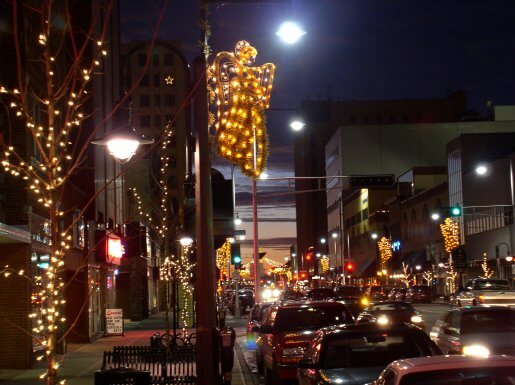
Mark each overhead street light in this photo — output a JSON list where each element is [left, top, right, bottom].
[[290, 119, 305, 131], [475, 164, 488, 176], [276, 21, 306, 44]]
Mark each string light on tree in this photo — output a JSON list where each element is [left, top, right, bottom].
[[480, 252, 494, 278], [378, 237, 392, 269]]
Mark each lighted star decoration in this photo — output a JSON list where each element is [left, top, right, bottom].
[[164, 75, 174, 85], [209, 40, 275, 179]]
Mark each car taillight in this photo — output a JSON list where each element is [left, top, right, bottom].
[[478, 293, 485, 303]]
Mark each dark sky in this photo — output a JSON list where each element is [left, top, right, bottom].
[[121, 0, 515, 261]]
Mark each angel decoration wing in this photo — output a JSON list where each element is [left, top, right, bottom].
[[209, 40, 275, 179]]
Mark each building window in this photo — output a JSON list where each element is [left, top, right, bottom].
[[153, 53, 159, 66], [153, 95, 161, 106], [402, 113, 409, 123], [403, 213, 408, 240], [362, 114, 369, 123], [155, 115, 161, 127], [140, 115, 151, 127], [138, 54, 146, 66], [411, 209, 417, 239], [416, 112, 422, 121], [140, 75, 149, 87], [389, 114, 396, 123], [349, 114, 356, 123], [140, 95, 150, 107], [164, 54, 175, 66], [376, 114, 383, 123], [154, 74, 160, 87], [422, 204, 429, 235], [165, 94, 175, 107]]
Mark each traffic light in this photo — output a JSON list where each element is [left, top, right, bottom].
[[349, 174, 395, 189], [231, 243, 242, 267], [449, 205, 462, 217], [299, 271, 308, 280], [346, 262, 354, 272]]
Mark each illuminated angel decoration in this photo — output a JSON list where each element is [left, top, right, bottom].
[[210, 40, 275, 178]]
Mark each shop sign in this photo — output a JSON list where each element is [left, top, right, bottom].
[[105, 308, 124, 336]]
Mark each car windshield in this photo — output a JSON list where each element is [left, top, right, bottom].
[[471, 280, 511, 290], [461, 310, 515, 334], [306, 289, 336, 299], [399, 367, 515, 385], [321, 331, 436, 369], [369, 303, 413, 312], [274, 305, 350, 332], [335, 287, 362, 297]]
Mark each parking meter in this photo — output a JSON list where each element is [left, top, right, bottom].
[[219, 326, 236, 385]]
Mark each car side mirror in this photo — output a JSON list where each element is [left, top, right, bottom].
[[298, 358, 316, 369], [259, 325, 274, 334]]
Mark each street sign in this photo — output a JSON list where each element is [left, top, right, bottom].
[[349, 174, 395, 188]]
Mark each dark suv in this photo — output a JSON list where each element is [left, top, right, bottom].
[[406, 285, 432, 303], [256, 301, 354, 384]]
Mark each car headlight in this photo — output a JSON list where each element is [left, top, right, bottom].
[[462, 345, 490, 357], [262, 288, 271, 299], [272, 289, 281, 298], [360, 297, 369, 306], [410, 315, 423, 323], [376, 315, 389, 326], [282, 346, 306, 356]]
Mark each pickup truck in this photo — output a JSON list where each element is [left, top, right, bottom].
[[455, 278, 515, 307]]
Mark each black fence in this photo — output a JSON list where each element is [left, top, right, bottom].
[[96, 345, 196, 385]]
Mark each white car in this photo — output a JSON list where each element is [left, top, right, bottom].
[[370, 355, 515, 385]]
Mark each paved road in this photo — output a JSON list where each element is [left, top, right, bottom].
[[234, 302, 450, 385]]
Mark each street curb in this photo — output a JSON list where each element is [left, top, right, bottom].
[[235, 339, 257, 385]]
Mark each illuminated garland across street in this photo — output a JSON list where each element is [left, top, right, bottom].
[[209, 41, 275, 178]]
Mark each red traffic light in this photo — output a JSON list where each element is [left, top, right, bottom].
[[346, 262, 354, 271], [305, 254, 312, 261], [299, 271, 308, 280]]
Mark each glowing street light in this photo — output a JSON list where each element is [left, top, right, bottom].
[[234, 213, 242, 226], [431, 212, 440, 221], [289, 119, 305, 131], [179, 236, 194, 247], [371, 232, 379, 240], [475, 164, 488, 176], [276, 21, 306, 44]]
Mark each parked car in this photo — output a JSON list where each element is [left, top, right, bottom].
[[394, 288, 407, 301], [246, 302, 273, 346], [334, 285, 364, 316], [256, 301, 354, 384], [405, 285, 432, 303], [371, 355, 515, 385], [356, 301, 425, 330], [227, 289, 255, 315], [430, 306, 515, 355], [387, 288, 400, 301], [454, 278, 515, 307], [305, 288, 336, 301], [297, 323, 441, 385]]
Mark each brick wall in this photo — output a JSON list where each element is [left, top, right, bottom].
[[0, 243, 32, 368]]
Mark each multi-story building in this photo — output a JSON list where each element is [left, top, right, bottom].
[[446, 130, 515, 282], [296, 92, 468, 276], [0, 0, 121, 368], [325, 103, 515, 280], [118, 40, 191, 320]]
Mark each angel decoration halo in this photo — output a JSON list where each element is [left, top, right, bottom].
[[209, 40, 275, 179]]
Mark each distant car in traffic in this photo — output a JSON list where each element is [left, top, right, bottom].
[[356, 301, 425, 330], [334, 285, 364, 316], [246, 302, 273, 346], [256, 300, 354, 384], [371, 355, 515, 385], [405, 285, 432, 303], [454, 278, 515, 307], [366, 286, 388, 302], [305, 288, 336, 301], [297, 323, 441, 385], [430, 306, 515, 356]]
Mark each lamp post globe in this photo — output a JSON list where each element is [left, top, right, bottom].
[[179, 236, 194, 247], [289, 119, 305, 131], [276, 21, 306, 44]]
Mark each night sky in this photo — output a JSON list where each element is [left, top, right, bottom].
[[121, 0, 515, 262]]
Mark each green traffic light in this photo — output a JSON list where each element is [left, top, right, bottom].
[[233, 255, 242, 264], [450, 206, 461, 216]]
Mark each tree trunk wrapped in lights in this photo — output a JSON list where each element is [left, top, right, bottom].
[[440, 218, 460, 293], [208, 40, 275, 179], [480, 252, 494, 278], [378, 236, 392, 273]]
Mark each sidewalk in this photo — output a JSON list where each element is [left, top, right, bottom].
[[0, 312, 253, 385]]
